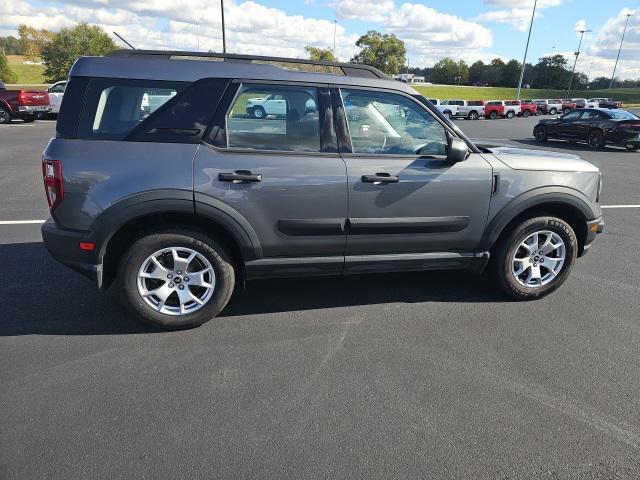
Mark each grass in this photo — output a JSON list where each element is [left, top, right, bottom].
[[5, 55, 45, 85], [413, 85, 640, 105]]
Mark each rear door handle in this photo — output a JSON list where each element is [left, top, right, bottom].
[[219, 170, 262, 183], [361, 173, 399, 185]]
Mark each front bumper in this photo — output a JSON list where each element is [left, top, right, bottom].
[[580, 216, 605, 257], [41, 218, 102, 286]]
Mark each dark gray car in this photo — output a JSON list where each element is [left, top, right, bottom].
[[41, 50, 604, 329]]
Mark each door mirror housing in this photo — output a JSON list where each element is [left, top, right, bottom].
[[447, 137, 469, 162]]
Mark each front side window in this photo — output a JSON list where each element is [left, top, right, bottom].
[[580, 110, 601, 120], [226, 84, 320, 152], [341, 89, 447, 156], [562, 111, 582, 120]]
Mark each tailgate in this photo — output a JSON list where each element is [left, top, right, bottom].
[[19, 91, 50, 106]]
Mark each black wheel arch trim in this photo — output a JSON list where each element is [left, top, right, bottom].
[[479, 187, 599, 252]]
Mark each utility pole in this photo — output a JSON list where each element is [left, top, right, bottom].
[[196, 23, 200, 51], [609, 13, 632, 88], [566, 28, 590, 98], [516, 0, 537, 100], [221, 0, 227, 53]]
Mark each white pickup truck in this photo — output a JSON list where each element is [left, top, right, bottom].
[[426, 99, 458, 119], [533, 99, 563, 115], [456, 100, 485, 120]]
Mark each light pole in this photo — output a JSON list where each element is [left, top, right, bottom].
[[333, 20, 337, 55], [566, 28, 591, 98], [221, 0, 227, 53], [516, 0, 538, 100], [609, 13, 632, 88]]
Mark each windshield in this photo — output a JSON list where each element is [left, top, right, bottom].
[[607, 110, 639, 120]]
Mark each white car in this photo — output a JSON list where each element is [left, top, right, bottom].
[[245, 94, 317, 119], [47, 81, 67, 114], [504, 100, 521, 118], [426, 99, 458, 119], [533, 99, 563, 115]]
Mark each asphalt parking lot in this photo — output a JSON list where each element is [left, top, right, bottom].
[[1, 116, 639, 479]]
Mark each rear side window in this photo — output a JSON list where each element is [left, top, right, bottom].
[[78, 79, 188, 140], [225, 84, 321, 152]]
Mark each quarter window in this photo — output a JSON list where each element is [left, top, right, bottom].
[[225, 84, 320, 152], [341, 89, 447, 155]]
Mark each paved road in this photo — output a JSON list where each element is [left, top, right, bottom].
[[1, 118, 640, 479]]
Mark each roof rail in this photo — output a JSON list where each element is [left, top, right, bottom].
[[106, 49, 389, 79]]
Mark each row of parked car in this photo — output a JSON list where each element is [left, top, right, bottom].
[[0, 80, 66, 124], [428, 98, 624, 120]]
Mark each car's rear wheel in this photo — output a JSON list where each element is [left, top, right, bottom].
[[492, 216, 577, 300], [489, 111, 498, 119], [549, 107, 557, 115], [563, 109, 570, 115], [506, 110, 515, 118], [534, 125, 548, 142], [468, 111, 479, 120], [587, 129, 605, 150], [118, 229, 235, 329], [0, 106, 11, 124], [252, 106, 266, 119], [522, 110, 530, 118]]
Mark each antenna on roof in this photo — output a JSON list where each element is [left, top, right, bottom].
[[113, 32, 135, 50]]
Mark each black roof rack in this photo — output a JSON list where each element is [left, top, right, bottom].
[[107, 49, 389, 79]]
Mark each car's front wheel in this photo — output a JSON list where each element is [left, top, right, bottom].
[[492, 216, 577, 300], [252, 106, 266, 119], [506, 110, 515, 118], [489, 111, 498, 119], [549, 108, 557, 115], [533, 125, 548, 142], [118, 229, 235, 329], [522, 110, 530, 118], [468, 111, 479, 120]]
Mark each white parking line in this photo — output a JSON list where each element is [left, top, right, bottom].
[[0, 220, 46, 225]]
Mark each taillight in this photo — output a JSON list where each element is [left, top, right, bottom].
[[42, 158, 64, 210], [18, 90, 27, 104]]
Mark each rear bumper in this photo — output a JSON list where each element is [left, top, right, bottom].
[[41, 218, 102, 286], [580, 216, 605, 257], [613, 131, 640, 146]]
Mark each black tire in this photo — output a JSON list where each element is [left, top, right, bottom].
[[252, 106, 266, 119], [624, 144, 639, 151], [563, 109, 570, 115], [117, 229, 236, 330], [534, 124, 548, 142], [587, 129, 605, 150], [506, 110, 515, 118], [522, 109, 531, 118], [22, 115, 36, 123], [491, 216, 577, 300], [468, 111, 479, 120], [489, 111, 498, 119], [549, 108, 557, 115], [0, 106, 11, 124]]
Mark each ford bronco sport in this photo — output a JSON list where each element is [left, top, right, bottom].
[[42, 50, 604, 329]]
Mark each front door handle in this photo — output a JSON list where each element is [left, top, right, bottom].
[[361, 173, 399, 185], [219, 170, 262, 183]]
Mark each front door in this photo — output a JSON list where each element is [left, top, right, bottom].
[[194, 82, 347, 268], [337, 88, 493, 256], [556, 109, 584, 138]]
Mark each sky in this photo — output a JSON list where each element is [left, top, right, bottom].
[[2, 0, 639, 80]]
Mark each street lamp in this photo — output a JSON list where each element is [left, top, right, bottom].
[[566, 28, 591, 98], [333, 20, 337, 55], [516, 0, 538, 100], [221, 0, 227, 53], [609, 13, 632, 88]]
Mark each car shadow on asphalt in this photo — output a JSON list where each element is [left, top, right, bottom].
[[0, 242, 507, 336]]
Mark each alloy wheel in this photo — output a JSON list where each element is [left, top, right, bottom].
[[511, 231, 566, 288], [136, 247, 216, 315]]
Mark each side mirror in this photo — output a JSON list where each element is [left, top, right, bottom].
[[447, 137, 469, 162]]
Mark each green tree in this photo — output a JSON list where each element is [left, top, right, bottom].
[[350, 30, 406, 75], [304, 45, 337, 62], [0, 36, 22, 55], [484, 58, 505, 86], [468, 60, 485, 85], [430, 58, 468, 85], [42, 24, 116, 82], [0, 51, 18, 83], [533, 55, 571, 89], [456, 60, 469, 84], [18, 25, 54, 59], [501, 59, 521, 87]]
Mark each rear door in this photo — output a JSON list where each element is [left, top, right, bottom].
[[335, 87, 493, 260], [194, 81, 348, 268], [555, 110, 584, 137]]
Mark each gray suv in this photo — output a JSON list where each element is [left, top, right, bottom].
[[41, 50, 604, 329]]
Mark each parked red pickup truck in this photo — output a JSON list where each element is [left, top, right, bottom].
[[520, 100, 538, 117], [0, 81, 50, 124], [561, 99, 577, 114]]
